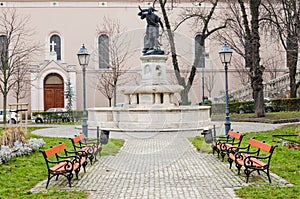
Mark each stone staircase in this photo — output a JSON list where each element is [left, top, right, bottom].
[[214, 71, 300, 102]]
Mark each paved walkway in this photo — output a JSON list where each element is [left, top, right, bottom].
[[31, 122, 289, 199]]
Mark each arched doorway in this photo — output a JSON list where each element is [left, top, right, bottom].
[[44, 73, 64, 111]]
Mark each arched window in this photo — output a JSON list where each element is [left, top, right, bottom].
[[195, 34, 205, 68], [0, 35, 8, 69], [98, 34, 109, 68], [50, 34, 61, 60]]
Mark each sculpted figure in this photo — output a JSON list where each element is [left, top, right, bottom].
[[138, 6, 164, 55]]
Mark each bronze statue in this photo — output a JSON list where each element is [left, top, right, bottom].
[[138, 6, 164, 55]]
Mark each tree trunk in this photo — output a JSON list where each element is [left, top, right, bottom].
[[113, 85, 117, 107], [180, 88, 189, 105], [159, 0, 190, 105], [3, 92, 7, 126], [108, 97, 112, 107], [250, 0, 265, 117], [286, 34, 299, 98]]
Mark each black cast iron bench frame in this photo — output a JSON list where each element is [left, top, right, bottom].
[[40, 142, 87, 188], [212, 130, 244, 161], [69, 133, 102, 165], [228, 138, 277, 183]]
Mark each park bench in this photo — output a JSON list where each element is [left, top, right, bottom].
[[228, 138, 278, 183], [40, 142, 87, 188], [212, 130, 244, 161], [69, 133, 102, 165]]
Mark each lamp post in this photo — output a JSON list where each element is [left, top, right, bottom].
[[77, 44, 90, 138], [219, 42, 233, 136], [202, 64, 205, 103]]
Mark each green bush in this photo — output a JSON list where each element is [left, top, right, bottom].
[[270, 98, 300, 112], [32, 111, 83, 123], [212, 98, 300, 114]]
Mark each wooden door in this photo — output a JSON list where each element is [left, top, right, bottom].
[[44, 74, 64, 111]]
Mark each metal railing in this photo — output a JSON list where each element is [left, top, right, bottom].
[[214, 71, 300, 102]]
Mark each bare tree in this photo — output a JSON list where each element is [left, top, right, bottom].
[[218, 0, 265, 117], [11, 60, 31, 108], [96, 70, 114, 107], [204, 67, 216, 98], [0, 8, 39, 124], [261, 1, 300, 98], [157, 0, 226, 105], [96, 17, 130, 107], [240, 0, 265, 117]]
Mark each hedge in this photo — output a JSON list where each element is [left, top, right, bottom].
[[212, 98, 300, 114]]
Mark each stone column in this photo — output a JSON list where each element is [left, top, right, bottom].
[[163, 93, 171, 105]]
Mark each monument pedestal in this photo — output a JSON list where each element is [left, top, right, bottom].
[[121, 55, 183, 108]]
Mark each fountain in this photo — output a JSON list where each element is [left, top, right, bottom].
[[88, 54, 211, 132], [87, 6, 211, 132]]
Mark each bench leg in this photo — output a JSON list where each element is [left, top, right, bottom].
[[244, 168, 251, 183], [266, 169, 272, 183], [66, 173, 73, 187], [212, 143, 219, 157], [228, 158, 233, 169], [46, 174, 52, 189], [88, 154, 95, 165], [212, 144, 216, 155], [236, 164, 242, 175], [94, 148, 102, 161], [75, 168, 80, 179], [83, 161, 87, 173], [94, 153, 98, 162], [220, 151, 226, 161]]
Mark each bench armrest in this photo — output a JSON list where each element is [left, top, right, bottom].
[[81, 139, 99, 146], [227, 145, 249, 153], [215, 136, 231, 143], [57, 154, 77, 159], [246, 154, 271, 160]]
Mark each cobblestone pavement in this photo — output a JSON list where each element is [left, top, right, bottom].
[[31, 122, 290, 199]]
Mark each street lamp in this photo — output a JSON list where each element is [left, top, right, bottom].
[[77, 44, 90, 138], [219, 42, 233, 136]]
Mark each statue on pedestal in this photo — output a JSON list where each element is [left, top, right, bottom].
[[138, 6, 164, 55]]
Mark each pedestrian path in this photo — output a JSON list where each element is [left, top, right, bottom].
[[31, 122, 289, 199]]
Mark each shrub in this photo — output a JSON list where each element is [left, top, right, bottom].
[[0, 126, 27, 147], [0, 136, 45, 164], [0, 145, 12, 164], [12, 141, 32, 157], [28, 138, 45, 151]]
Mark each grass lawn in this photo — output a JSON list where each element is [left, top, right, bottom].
[[0, 127, 124, 199], [232, 111, 300, 120], [191, 124, 300, 199]]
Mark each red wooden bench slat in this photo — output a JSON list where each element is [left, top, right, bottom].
[[249, 139, 272, 152], [234, 154, 267, 168], [248, 158, 267, 168], [45, 143, 66, 157], [72, 134, 85, 143], [50, 161, 70, 172], [228, 130, 242, 140]]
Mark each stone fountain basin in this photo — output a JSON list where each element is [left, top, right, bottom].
[[87, 105, 211, 132]]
